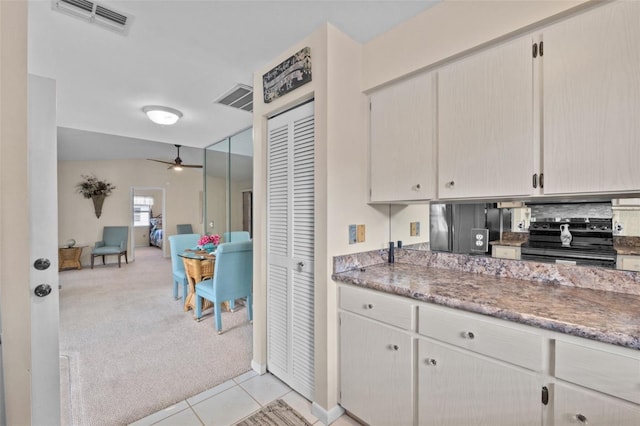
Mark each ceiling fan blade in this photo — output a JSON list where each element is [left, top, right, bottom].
[[181, 164, 203, 168], [147, 158, 175, 165]]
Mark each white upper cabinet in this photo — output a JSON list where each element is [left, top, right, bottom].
[[438, 35, 534, 199], [369, 71, 436, 202], [542, 1, 640, 195]]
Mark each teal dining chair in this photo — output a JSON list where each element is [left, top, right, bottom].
[[91, 226, 129, 268], [222, 231, 250, 243], [168, 233, 200, 301], [195, 240, 253, 334]]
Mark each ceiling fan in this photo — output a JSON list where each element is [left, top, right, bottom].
[[147, 144, 202, 170]]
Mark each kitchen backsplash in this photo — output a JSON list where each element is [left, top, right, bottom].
[[333, 248, 640, 296], [529, 202, 613, 219]]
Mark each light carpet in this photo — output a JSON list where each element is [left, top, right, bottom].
[[235, 400, 312, 426], [59, 246, 252, 425]]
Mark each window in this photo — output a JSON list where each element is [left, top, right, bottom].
[[133, 196, 154, 227]]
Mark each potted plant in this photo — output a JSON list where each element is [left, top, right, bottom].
[[198, 234, 221, 252], [76, 174, 116, 218]]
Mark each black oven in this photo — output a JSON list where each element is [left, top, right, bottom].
[[521, 218, 616, 268]]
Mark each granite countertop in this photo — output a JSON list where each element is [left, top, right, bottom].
[[332, 263, 640, 350]]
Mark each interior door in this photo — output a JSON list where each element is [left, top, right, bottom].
[[28, 75, 61, 424], [266, 101, 315, 400]]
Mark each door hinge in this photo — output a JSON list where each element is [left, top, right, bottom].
[[541, 386, 549, 405], [532, 43, 538, 58], [369, 101, 372, 111], [539, 41, 544, 56]]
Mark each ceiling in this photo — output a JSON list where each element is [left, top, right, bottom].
[[28, 0, 439, 164]]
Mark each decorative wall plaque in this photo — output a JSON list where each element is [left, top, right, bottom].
[[263, 47, 311, 103]]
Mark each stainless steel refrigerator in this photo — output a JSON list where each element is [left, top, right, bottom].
[[430, 203, 509, 254]]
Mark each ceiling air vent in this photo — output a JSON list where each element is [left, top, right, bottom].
[[213, 84, 253, 113], [51, 0, 133, 35]]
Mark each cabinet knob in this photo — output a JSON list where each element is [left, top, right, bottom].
[[461, 331, 475, 340], [574, 414, 588, 424], [447, 181, 455, 188], [425, 358, 437, 366], [390, 344, 399, 351], [415, 183, 421, 190], [364, 303, 374, 310]]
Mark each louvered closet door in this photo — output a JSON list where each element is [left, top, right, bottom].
[[267, 101, 315, 400]]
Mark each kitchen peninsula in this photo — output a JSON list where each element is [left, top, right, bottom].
[[333, 248, 640, 426]]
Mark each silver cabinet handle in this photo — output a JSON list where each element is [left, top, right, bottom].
[[364, 303, 374, 310], [425, 358, 437, 366], [461, 331, 475, 340], [575, 414, 588, 424]]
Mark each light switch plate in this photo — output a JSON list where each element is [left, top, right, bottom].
[[349, 224, 357, 244], [356, 224, 366, 243], [471, 228, 489, 252], [410, 221, 420, 237]]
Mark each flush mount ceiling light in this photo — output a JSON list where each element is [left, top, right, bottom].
[[142, 105, 183, 125]]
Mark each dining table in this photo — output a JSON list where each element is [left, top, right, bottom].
[[178, 249, 229, 316]]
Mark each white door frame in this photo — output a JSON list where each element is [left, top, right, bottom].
[[130, 187, 167, 260]]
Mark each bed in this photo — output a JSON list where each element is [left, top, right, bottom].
[[149, 217, 163, 248]]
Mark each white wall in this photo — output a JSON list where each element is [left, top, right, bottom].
[[58, 160, 203, 266]]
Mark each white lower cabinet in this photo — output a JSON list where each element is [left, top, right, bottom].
[[554, 383, 640, 426], [337, 284, 640, 426], [339, 312, 413, 426], [417, 338, 541, 426]]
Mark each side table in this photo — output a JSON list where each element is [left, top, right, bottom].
[[59, 245, 87, 271]]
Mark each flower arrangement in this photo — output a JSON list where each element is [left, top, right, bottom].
[[76, 174, 116, 199], [198, 234, 221, 247]]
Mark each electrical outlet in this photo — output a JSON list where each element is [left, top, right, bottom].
[[410, 221, 420, 237], [471, 228, 489, 252], [356, 224, 366, 243], [349, 224, 357, 244]]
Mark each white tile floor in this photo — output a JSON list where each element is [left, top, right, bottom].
[[129, 370, 362, 426]]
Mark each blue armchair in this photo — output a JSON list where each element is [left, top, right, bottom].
[[91, 226, 129, 268], [168, 233, 201, 301], [176, 224, 193, 234], [195, 240, 253, 334], [222, 231, 250, 243]]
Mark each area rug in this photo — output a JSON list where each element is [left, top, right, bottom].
[[235, 399, 312, 426], [59, 247, 253, 425]]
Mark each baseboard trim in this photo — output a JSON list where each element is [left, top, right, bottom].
[[251, 360, 267, 375], [311, 402, 344, 425]]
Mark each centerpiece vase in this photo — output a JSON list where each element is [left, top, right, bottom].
[[92, 194, 106, 218]]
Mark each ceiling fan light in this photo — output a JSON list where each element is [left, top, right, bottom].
[[142, 105, 183, 125], [173, 165, 183, 171]]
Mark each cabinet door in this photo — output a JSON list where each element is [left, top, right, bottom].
[[543, 2, 640, 195], [554, 383, 640, 426], [418, 338, 540, 426], [438, 35, 534, 199], [370, 71, 436, 202], [340, 312, 413, 426]]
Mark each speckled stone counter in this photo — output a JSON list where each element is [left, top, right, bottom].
[[332, 250, 640, 350]]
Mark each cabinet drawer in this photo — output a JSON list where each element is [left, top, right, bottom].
[[492, 245, 521, 260], [555, 340, 640, 404], [554, 383, 640, 426], [418, 305, 542, 371], [617, 255, 640, 272], [340, 285, 415, 330]]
